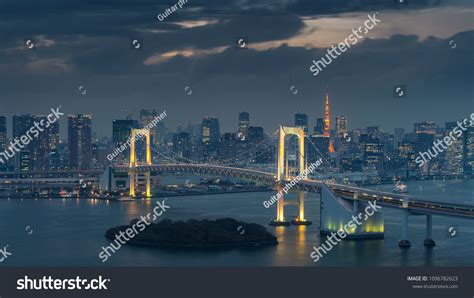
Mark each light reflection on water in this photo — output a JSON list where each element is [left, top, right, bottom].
[[0, 179, 472, 266]]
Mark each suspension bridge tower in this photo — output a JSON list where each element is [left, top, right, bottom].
[[270, 126, 311, 226], [129, 128, 152, 198]]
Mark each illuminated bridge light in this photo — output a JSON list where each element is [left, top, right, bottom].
[[363, 224, 384, 233], [346, 225, 356, 234]]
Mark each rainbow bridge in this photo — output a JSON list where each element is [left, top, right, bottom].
[[112, 126, 474, 248]]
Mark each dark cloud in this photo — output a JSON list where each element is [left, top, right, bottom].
[[0, 0, 472, 138]]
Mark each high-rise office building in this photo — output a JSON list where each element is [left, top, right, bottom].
[[445, 122, 457, 131], [156, 122, 170, 147], [19, 151, 31, 171], [0, 116, 6, 151], [415, 132, 435, 154], [112, 119, 139, 163], [201, 117, 220, 144], [394, 128, 405, 149], [445, 138, 463, 173], [414, 121, 436, 134], [11, 114, 57, 170], [335, 116, 347, 136], [0, 116, 7, 168], [140, 109, 159, 146], [184, 121, 203, 160], [12, 115, 35, 144], [294, 113, 308, 134], [201, 117, 220, 160], [68, 114, 92, 169], [366, 126, 382, 140], [364, 140, 384, 169], [414, 122, 436, 172], [307, 135, 330, 163], [463, 126, 474, 174], [172, 132, 191, 161], [248, 126, 264, 142], [238, 112, 249, 141], [381, 133, 395, 154], [220, 133, 237, 160], [12, 115, 35, 170], [113, 119, 139, 145], [399, 141, 417, 171], [314, 118, 324, 135], [34, 115, 59, 170]]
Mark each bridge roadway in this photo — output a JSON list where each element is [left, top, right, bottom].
[[115, 163, 474, 219]]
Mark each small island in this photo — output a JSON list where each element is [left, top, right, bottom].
[[105, 218, 278, 248]]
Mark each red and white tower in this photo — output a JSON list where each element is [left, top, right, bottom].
[[324, 91, 335, 153]]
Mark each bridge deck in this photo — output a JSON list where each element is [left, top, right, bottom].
[[115, 164, 474, 219]]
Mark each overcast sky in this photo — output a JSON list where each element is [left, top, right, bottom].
[[0, 0, 473, 138]]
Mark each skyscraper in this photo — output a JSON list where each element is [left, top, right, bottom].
[[314, 118, 324, 135], [0, 116, 7, 169], [112, 119, 139, 163], [220, 132, 237, 160], [248, 126, 264, 142], [68, 114, 92, 169], [12, 114, 41, 170], [367, 126, 382, 140], [140, 109, 159, 146], [334, 116, 348, 154], [414, 122, 436, 134], [201, 117, 220, 160], [336, 116, 347, 136], [414, 123, 436, 172], [172, 132, 191, 161], [444, 122, 463, 172], [0, 116, 6, 151], [113, 119, 139, 145], [35, 115, 59, 170], [364, 140, 384, 169], [394, 128, 405, 149], [335, 116, 347, 136], [445, 122, 457, 131], [463, 126, 474, 174], [307, 134, 330, 162], [201, 117, 220, 144], [294, 113, 308, 134], [445, 137, 463, 173], [238, 112, 249, 141]]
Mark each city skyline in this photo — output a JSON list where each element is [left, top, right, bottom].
[[0, 100, 470, 141], [2, 103, 472, 177]]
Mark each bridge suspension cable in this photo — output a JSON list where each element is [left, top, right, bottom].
[[280, 126, 340, 182]]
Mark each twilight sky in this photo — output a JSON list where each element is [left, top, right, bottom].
[[0, 0, 473, 138]]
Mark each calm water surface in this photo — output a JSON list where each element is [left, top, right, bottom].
[[0, 179, 472, 267]]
